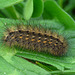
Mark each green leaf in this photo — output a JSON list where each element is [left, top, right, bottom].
[[15, 2, 25, 15], [0, 0, 23, 9], [24, 0, 33, 20], [57, 0, 63, 8], [0, 18, 75, 72], [10, 56, 50, 75], [50, 70, 75, 75], [1, 6, 20, 19], [32, 0, 44, 18], [0, 55, 50, 75], [35, 61, 57, 71], [0, 56, 24, 75], [43, 0, 75, 30]]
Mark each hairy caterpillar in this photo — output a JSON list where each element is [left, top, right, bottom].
[[2, 20, 68, 56]]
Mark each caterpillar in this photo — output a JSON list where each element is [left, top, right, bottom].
[[2, 20, 68, 56]]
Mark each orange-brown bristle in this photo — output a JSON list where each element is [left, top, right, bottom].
[[4, 26, 68, 56]]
